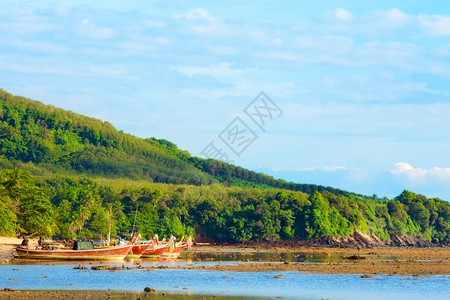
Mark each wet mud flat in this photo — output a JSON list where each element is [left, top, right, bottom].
[[181, 259, 449, 276], [188, 244, 450, 276]]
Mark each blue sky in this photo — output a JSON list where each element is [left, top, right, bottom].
[[1, 1, 450, 200]]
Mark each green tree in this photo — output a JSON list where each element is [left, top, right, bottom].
[[0, 199, 16, 235], [17, 186, 57, 237]]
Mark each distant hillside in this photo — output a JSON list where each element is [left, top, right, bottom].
[[0, 89, 342, 195], [1, 89, 448, 244]]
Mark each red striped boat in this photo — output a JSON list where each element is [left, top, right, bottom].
[[14, 244, 133, 261], [127, 243, 151, 258], [140, 243, 170, 258], [161, 243, 187, 258]]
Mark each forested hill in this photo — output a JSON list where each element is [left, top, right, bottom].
[[0, 89, 341, 195], [1, 89, 449, 245], [0, 89, 213, 185]]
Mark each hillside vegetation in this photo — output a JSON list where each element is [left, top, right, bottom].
[[0, 89, 343, 194], [0, 90, 449, 244]]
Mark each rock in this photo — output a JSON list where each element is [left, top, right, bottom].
[[144, 287, 156, 293], [390, 235, 434, 247], [343, 255, 365, 260], [91, 265, 110, 270], [73, 264, 87, 270], [360, 274, 373, 278]]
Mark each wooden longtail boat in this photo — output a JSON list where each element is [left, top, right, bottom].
[[140, 244, 170, 258], [14, 244, 133, 261], [127, 243, 151, 258], [161, 243, 187, 258]]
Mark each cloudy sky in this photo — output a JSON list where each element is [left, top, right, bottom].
[[1, 1, 450, 200]]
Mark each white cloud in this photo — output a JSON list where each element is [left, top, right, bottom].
[[0, 7, 60, 34], [54, 5, 69, 15], [145, 20, 165, 28], [390, 162, 427, 181], [176, 8, 229, 36], [7, 40, 67, 53], [260, 51, 298, 61], [335, 8, 354, 22], [384, 8, 409, 23], [419, 14, 450, 35], [174, 8, 279, 46], [0, 59, 71, 75], [209, 45, 239, 55], [355, 41, 419, 68], [295, 35, 354, 54], [86, 65, 131, 79], [368, 8, 410, 28], [391, 162, 450, 182], [119, 37, 170, 54], [171, 63, 244, 79], [296, 166, 348, 172], [177, 79, 257, 100], [76, 19, 114, 39]]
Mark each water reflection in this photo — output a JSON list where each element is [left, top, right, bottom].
[[179, 250, 399, 264]]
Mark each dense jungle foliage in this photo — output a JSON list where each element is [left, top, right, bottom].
[[0, 90, 449, 243], [0, 170, 448, 243], [0, 89, 343, 194]]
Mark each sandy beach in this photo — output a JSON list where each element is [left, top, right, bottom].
[[0, 237, 36, 263]]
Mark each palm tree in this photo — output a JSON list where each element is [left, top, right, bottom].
[[0, 168, 32, 214], [105, 201, 124, 245], [121, 188, 140, 236], [69, 205, 91, 238], [1, 168, 30, 195]]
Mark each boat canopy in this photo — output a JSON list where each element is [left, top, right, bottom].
[[73, 241, 94, 250]]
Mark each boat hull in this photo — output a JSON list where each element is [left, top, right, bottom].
[[140, 244, 170, 258], [14, 245, 133, 261], [127, 244, 151, 258], [161, 243, 186, 258]]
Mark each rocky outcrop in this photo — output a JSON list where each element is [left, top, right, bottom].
[[303, 231, 449, 248], [304, 231, 385, 248], [236, 231, 446, 248], [389, 235, 435, 247]]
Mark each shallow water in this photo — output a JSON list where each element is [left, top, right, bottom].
[[182, 250, 399, 263], [1, 264, 449, 300]]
